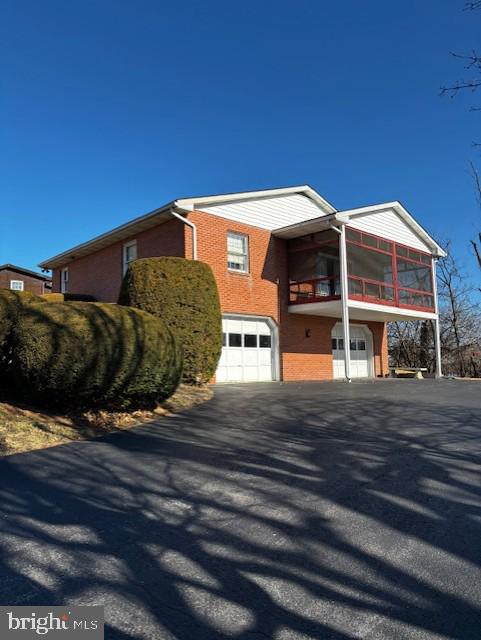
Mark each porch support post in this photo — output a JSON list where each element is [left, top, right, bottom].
[[432, 257, 443, 378], [339, 224, 352, 382]]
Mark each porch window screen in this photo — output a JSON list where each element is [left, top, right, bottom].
[[396, 259, 432, 292], [347, 243, 393, 284]]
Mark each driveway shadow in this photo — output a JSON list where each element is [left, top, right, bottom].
[[0, 380, 480, 639]]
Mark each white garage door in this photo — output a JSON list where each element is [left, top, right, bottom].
[[216, 317, 275, 382], [332, 324, 372, 379]]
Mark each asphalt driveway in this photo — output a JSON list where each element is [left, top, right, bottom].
[[0, 380, 480, 639]]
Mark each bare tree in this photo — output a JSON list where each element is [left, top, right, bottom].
[[388, 321, 435, 372], [469, 162, 481, 272], [389, 243, 481, 376], [436, 245, 481, 375], [441, 2, 481, 275]]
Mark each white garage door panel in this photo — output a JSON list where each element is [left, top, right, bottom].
[[216, 317, 275, 382], [258, 351, 271, 365]]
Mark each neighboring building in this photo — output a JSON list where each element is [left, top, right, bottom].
[[0, 264, 52, 296], [39, 185, 445, 383]]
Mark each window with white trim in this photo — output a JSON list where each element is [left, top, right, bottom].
[[60, 268, 69, 293], [227, 232, 249, 272], [123, 240, 137, 275], [10, 280, 24, 291]]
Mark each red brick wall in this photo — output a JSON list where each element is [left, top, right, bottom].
[[186, 210, 282, 321], [369, 320, 389, 377], [0, 269, 49, 295], [279, 315, 388, 381], [51, 208, 389, 380], [52, 219, 184, 302], [280, 314, 338, 380]]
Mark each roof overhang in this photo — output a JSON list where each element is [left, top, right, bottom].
[[38, 203, 180, 270], [289, 299, 438, 322], [175, 184, 336, 214], [38, 185, 336, 270], [273, 212, 339, 239], [273, 201, 446, 257], [0, 264, 52, 281]]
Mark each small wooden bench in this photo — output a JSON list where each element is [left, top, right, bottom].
[[391, 367, 428, 379]]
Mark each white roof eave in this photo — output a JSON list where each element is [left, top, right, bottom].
[[176, 185, 337, 214], [274, 203, 446, 257], [335, 202, 447, 257]]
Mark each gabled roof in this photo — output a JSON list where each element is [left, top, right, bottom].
[[39, 185, 335, 269], [273, 201, 446, 257], [38, 186, 446, 269], [335, 201, 446, 256], [176, 184, 336, 213], [0, 264, 52, 281]]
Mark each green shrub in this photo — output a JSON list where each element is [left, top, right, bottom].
[[0, 291, 46, 376], [118, 257, 222, 384], [11, 302, 182, 408], [41, 293, 97, 302], [41, 293, 64, 302]]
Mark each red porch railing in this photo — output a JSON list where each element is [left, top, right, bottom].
[[289, 275, 435, 311], [348, 275, 395, 304], [289, 276, 341, 304]]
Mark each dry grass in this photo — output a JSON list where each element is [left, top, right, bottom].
[[0, 384, 213, 457]]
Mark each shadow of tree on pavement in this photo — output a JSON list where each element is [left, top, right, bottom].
[[0, 380, 480, 639]]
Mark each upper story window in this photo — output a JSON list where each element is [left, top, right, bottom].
[[123, 240, 137, 276], [227, 232, 249, 272], [60, 268, 69, 293], [10, 280, 24, 291]]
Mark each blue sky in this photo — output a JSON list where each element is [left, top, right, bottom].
[[1, 0, 480, 288]]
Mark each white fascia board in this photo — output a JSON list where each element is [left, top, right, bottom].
[[288, 298, 438, 322], [39, 202, 175, 270], [335, 201, 446, 257], [348, 299, 438, 321], [176, 185, 337, 214], [273, 212, 339, 238]]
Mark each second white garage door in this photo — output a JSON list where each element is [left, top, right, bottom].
[[332, 323, 373, 379], [216, 317, 275, 382]]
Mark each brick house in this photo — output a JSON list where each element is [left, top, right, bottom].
[[39, 186, 445, 383], [0, 264, 52, 296]]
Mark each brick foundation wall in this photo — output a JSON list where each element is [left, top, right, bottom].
[[280, 314, 338, 381], [279, 314, 388, 381], [368, 320, 389, 377]]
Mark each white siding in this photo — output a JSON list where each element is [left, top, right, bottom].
[[347, 209, 431, 251], [198, 193, 329, 230]]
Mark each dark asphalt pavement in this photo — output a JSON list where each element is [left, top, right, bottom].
[[0, 380, 480, 639]]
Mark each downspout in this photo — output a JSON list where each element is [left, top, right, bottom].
[[432, 256, 443, 378], [170, 209, 198, 260], [331, 223, 352, 382]]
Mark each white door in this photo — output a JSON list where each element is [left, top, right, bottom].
[[216, 317, 275, 382], [332, 324, 372, 379]]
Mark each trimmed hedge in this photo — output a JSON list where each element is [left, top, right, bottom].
[[0, 291, 46, 373], [118, 257, 222, 384], [11, 302, 182, 408], [41, 293, 64, 302], [41, 293, 97, 302]]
